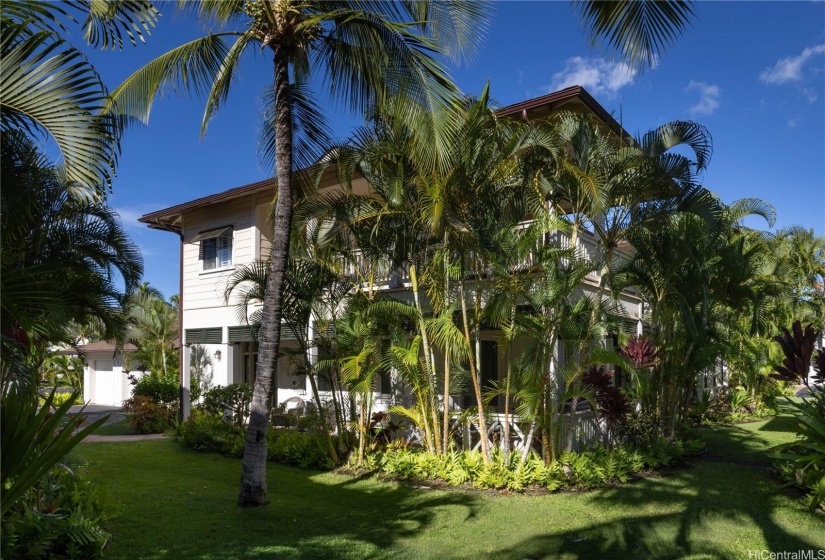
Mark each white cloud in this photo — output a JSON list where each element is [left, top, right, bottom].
[[547, 57, 638, 96], [113, 207, 145, 229], [686, 80, 721, 116], [759, 44, 825, 85], [803, 87, 818, 103], [787, 117, 798, 128]]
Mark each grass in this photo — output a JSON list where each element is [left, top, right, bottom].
[[75, 415, 825, 560], [93, 416, 136, 436]]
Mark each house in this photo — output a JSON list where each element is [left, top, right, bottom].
[[78, 341, 140, 406], [138, 86, 645, 425]]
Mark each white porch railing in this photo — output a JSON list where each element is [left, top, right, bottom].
[[403, 409, 608, 453]]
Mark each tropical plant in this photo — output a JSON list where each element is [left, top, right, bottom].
[[1, 132, 143, 389], [201, 384, 254, 430], [769, 321, 825, 511], [770, 321, 819, 385], [612, 195, 779, 438], [41, 354, 86, 390], [1, 383, 107, 515], [1, 459, 110, 559], [189, 344, 213, 400], [617, 336, 664, 412], [0, 0, 158, 198], [125, 288, 179, 378], [108, 0, 494, 507]]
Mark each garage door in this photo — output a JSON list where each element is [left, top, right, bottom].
[[93, 360, 116, 405]]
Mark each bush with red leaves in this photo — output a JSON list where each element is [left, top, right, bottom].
[[583, 365, 631, 427]]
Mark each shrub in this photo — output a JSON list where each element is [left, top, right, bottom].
[[174, 410, 244, 455], [772, 385, 825, 512], [132, 373, 179, 406], [1, 461, 109, 560], [201, 384, 253, 428], [267, 429, 335, 470], [38, 391, 80, 408], [360, 437, 703, 492], [123, 396, 176, 434], [615, 411, 661, 448], [173, 410, 337, 470]]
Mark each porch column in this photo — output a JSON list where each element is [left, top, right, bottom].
[[181, 344, 191, 420]]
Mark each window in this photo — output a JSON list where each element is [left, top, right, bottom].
[[241, 341, 257, 385], [193, 227, 233, 270]]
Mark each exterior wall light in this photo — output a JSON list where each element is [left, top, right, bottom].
[[214, 349, 222, 362]]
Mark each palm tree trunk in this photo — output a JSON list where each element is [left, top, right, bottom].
[[238, 49, 292, 508], [518, 418, 536, 465], [305, 359, 339, 463], [410, 265, 439, 454], [442, 235, 451, 452], [502, 319, 513, 463], [459, 277, 491, 464]]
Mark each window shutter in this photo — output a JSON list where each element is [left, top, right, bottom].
[[185, 329, 204, 344], [204, 328, 222, 344], [185, 328, 223, 344], [228, 326, 258, 343]]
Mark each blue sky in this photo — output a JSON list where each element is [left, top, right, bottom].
[[80, 2, 825, 298]]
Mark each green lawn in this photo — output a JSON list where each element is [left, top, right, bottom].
[[76, 415, 825, 560], [93, 416, 136, 436]]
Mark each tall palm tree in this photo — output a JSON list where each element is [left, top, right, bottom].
[[107, 0, 490, 507]]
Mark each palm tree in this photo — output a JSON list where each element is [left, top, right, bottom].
[[0, 0, 159, 199], [224, 256, 347, 463], [1, 132, 144, 388], [107, 0, 490, 507], [612, 196, 779, 437], [125, 289, 179, 378]]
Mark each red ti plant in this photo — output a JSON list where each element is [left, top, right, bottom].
[[583, 365, 631, 428], [618, 336, 664, 370], [770, 321, 819, 387], [617, 336, 663, 416]]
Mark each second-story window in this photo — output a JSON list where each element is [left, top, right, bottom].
[[193, 226, 233, 270]]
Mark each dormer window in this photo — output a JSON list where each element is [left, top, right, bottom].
[[192, 226, 233, 270]]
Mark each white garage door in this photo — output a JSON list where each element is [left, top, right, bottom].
[[93, 360, 116, 405]]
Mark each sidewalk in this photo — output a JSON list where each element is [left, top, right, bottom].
[[81, 434, 166, 443], [68, 403, 126, 433]]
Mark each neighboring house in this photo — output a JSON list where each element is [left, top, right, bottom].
[[78, 341, 140, 406], [139, 86, 644, 423]]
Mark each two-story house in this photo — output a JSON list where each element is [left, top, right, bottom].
[[134, 86, 645, 418]]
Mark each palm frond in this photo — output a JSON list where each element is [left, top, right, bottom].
[[1, 23, 118, 197], [574, 0, 695, 71]]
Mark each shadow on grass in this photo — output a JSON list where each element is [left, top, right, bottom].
[[758, 415, 795, 433], [459, 462, 821, 560], [84, 441, 478, 560], [467, 414, 821, 560], [81, 418, 823, 560]]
